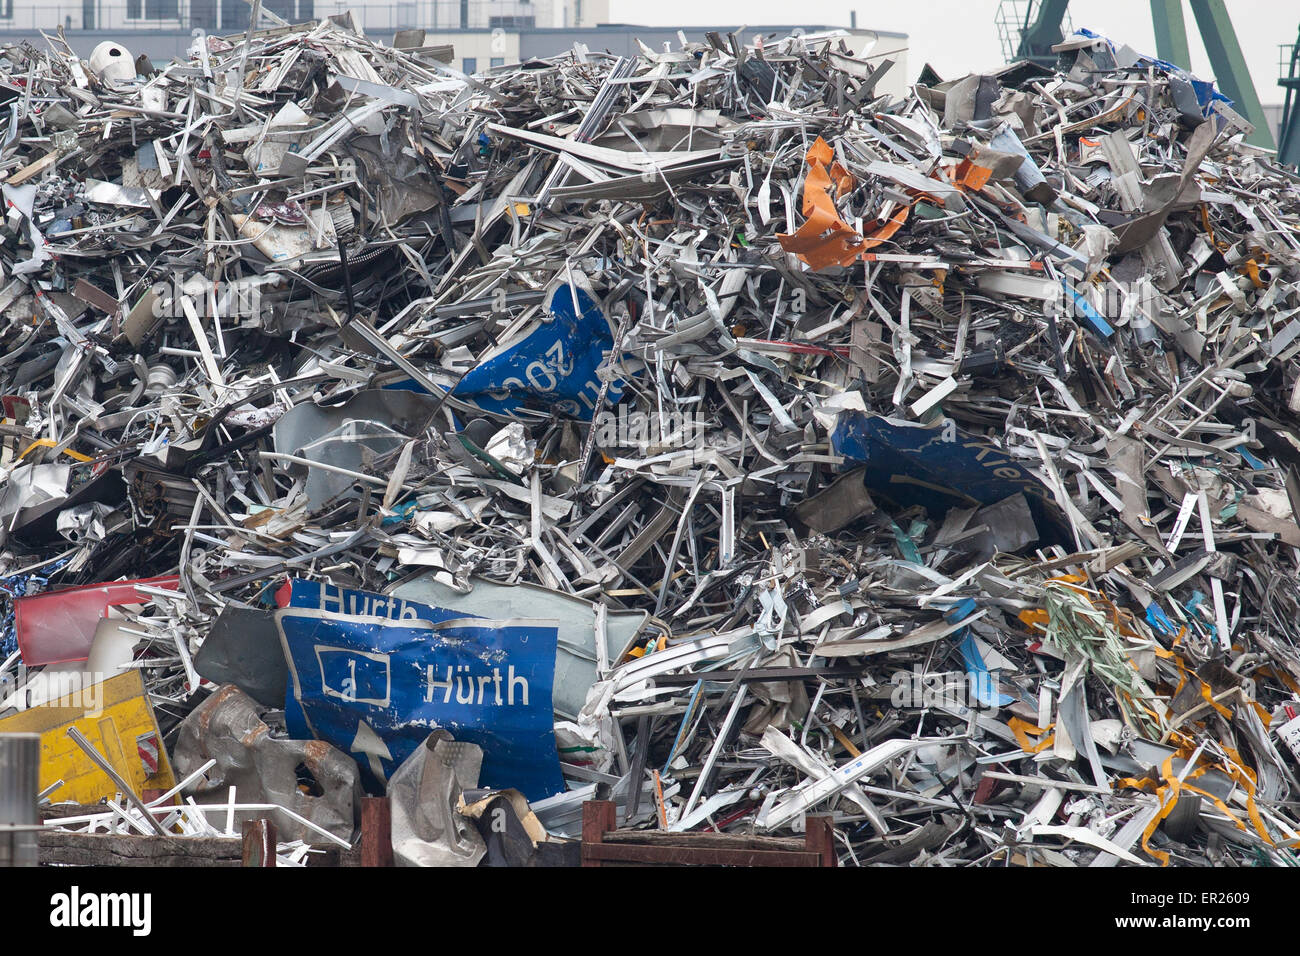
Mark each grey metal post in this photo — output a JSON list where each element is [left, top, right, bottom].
[[0, 734, 39, 867]]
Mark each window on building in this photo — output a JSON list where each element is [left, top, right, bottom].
[[462, 57, 477, 74], [220, 0, 250, 29], [265, 0, 296, 21], [127, 0, 179, 17], [490, 57, 504, 68], [0, 0, 13, 19]]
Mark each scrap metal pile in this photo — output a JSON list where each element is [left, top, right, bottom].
[[3, 18, 1300, 866]]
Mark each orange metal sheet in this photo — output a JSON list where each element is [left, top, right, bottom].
[[778, 137, 912, 271]]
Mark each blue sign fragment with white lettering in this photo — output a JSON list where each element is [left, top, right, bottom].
[[450, 284, 624, 421], [830, 411, 1070, 545], [275, 580, 565, 800], [279, 577, 466, 624]]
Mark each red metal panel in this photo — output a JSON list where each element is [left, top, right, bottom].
[[14, 575, 180, 666]]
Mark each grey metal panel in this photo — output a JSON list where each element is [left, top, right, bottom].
[[0, 733, 39, 868]]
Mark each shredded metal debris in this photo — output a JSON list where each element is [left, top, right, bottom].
[[3, 18, 1300, 868]]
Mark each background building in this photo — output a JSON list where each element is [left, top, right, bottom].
[[0, 1, 908, 102], [0, 0, 608, 34]]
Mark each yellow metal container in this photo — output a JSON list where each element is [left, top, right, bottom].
[[0, 670, 176, 804]]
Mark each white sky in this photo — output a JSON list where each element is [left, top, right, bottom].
[[607, 0, 1294, 105]]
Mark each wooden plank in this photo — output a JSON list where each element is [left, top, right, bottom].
[[602, 830, 804, 851], [41, 803, 118, 820], [584, 843, 822, 867], [242, 818, 277, 867], [37, 830, 241, 867], [361, 796, 393, 867], [581, 799, 617, 868], [805, 815, 837, 867], [581, 801, 828, 867], [5, 151, 58, 186], [306, 842, 363, 867], [654, 665, 868, 685]]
